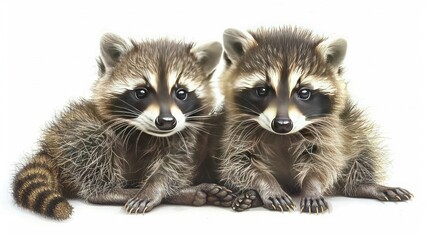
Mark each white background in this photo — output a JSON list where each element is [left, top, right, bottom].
[[1, 0, 428, 239]]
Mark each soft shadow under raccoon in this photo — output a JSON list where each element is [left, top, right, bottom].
[[218, 27, 413, 213], [12, 34, 233, 220]]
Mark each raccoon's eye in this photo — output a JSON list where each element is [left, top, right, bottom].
[[298, 89, 311, 100], [176, 88, 188, 100], [256, 87, 269, 97], [135, 88, 148, 99]]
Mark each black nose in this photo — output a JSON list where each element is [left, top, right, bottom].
[[155, 115, 177, 130], [271, 118, 293, 134]]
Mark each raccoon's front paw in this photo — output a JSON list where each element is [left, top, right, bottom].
[[232, 189, 261, 212], [300, 195, 328, 214], [261, 192, 295, 212], [374, 186, 413, 201], [124, 194, 162, 214], [351, 184, 413, 202], [194, 183, 235, 207]]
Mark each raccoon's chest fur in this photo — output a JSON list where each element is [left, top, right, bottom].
[[115, 129, 192, 187], [256, 134, 302, 193]]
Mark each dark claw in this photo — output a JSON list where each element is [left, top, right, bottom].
[[300, 196, 328, 214], [395, 188, 413, 200], [264, 194, 294, 212], [378, 187, 413, 202], [125, 198, 145, 214]]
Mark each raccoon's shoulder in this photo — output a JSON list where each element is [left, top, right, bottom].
[[44, 99, 104, 135], [339, 98, 373, 133], [60, 99, 101, 123], [41, 98, 114, 152]]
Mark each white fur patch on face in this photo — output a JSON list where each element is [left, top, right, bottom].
[[300, 76, 336, 95], [288, 105, 314, 133], [109, 79, 141, 95], [179, 78, 200, 93], [109, 73, 157, 95], [255, 104, 314, 135], [129, 104, 186, 137], [171, 104, 186, 132], [175, 72, 205, 98], [267, 69, 280, 94], [256, 105, 276, 133], [168, 71, 179, 93], [288, 69, 302, 96], [130, 104, 159, 130], [146, 72, 158, 91], [234, 73, 266, 90]]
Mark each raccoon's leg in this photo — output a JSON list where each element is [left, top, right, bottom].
[[341, 152, 413, 201], [124, 158, 194, 214], [252, 176, 295, 212], [300, 175, 329, 214], [163, 183, 234, 207], [236, 171, 295, 212], [296, 140, 347, 213], [223, 154, 295, 212], [124, 179, 235, 213], [341, 155, 413, 201], [123, 174, 166, 214], [87, 188, 139, 205]]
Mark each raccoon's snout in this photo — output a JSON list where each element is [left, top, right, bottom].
[[155, 115, 177, 130], [271, 117, 293, 134]]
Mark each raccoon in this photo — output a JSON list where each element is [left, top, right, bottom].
[[12, 33, 233, 220], [218, 27, 413, 213]]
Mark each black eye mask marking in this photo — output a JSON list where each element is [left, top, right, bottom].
[[108, 88, 155, 120], [234, 85, 274, 116], [174, 89, 202, 117], [292, 89, 332, 119]]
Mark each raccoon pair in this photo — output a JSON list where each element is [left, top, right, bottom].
[[12, 27, 412, 220]]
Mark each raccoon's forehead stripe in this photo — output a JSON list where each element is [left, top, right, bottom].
[[288, 70, 302, 96], [234, 73, 266, 89], [109, 75, 157, 95], [146, 72, 158, 91], [268, 69, 280, 93], [167, 71, 179, 93], [165, 71, 201, 93], [300, 76, 336, 95]]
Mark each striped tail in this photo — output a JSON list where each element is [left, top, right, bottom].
[[13, 153, 73, 220]]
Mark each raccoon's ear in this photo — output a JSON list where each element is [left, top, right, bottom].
[[100, 33, 131, 70], [317, 38, 347, 68], [223, 28, 257, 64], [191, 41, 223, 76]]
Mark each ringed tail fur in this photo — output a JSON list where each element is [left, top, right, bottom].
[[13, 152, 72, 220]]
